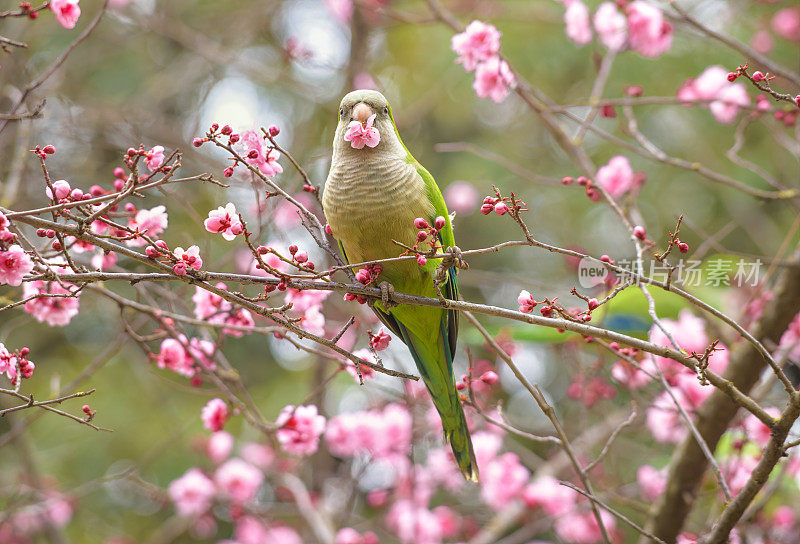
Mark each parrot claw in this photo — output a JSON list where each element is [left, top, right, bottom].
[[435, 246, 469, 285], [378, 281, 397, 309]]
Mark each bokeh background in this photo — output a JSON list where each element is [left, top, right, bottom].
[[1, 0, 799, 542]]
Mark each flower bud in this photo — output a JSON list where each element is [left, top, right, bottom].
[[42, 144, 56, 154], [192, 138, 204, 147], [588, 298, 599, 310], [494, 202, 509, 215], [268, 125, 280, 137], [417, 255, 427, 266], [221, 125, 232, 135], [434, 216, 446, 230], [417, 230, 428, 242], [294, 251, 308, 263], [414, 217, 429, 229], [678, 242, 689, 253], [752, 71, 764, 82], [324, 224, 333, 236], [633, 226, 646, 240], [288, 244, 298, 255], [561, 176, 574, 185], [480, 370, 499, 385], [223, 167, 234, 177]]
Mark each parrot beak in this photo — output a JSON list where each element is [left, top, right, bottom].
[[351, 102, 374, 125]]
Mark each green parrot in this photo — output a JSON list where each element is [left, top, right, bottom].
[[322, 89, 478, 481]]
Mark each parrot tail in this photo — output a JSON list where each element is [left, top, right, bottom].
[[399, 326, 479, 482], [441, 399, 479, 482]]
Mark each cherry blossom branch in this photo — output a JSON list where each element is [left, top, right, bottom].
[[666, 0, 800, 88], [0, 388, 96, 417], [0, 0, 109, 135]]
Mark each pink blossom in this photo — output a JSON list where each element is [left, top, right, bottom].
[[743, 407, 780, 448], [235, 516, 269, 544], [522, 475, 578, 516], [473, 56, 515, 103], [193, 284, 231, 319], [709, 83, 750, 124], [637, 465, 667, 500], [626, 1, 673, 58], [346, 348, 377, 382], [751, 30, 774, 55], [46, 179, 72, 200], [647, 310, 710, 383], [223, 308, 255, 337], [127, 205, 168, 245], [0, 245, 34, 286], [335, 528, 363, 544], [301, 306, 326, 336], [595, 155, 635, 197], [481, 452, 530, 510], [555, 510, 616, 544], [241, 442, 275, 470], [594, 2, 627, 50], [173, 246, 203, 271], [23, 279, 80, 326], [204, 203, 244, 241], [344, 114, 381, 149], [426, 447, 465, 491], [444, 181, 479, 215], [241, 130, 283, 177], [285, 288, 331, 314], [386, 500, 442, 544], [214, 458, 264, 503], [325, 0, 353, 25], [772, 7, 800, 42], [168, 468, 216, 517], [50, 0, 81, 29], [263, 526, 304, 544], [451, 20, 502, 71], [91, 250, 117, 270], [276, 404, 326, 456], [611, 359, 651, 388], [564, 0, 592, 46], [201, 398, 229, 432], [144, 145, 165, 171], [646, 389, 689, 444], [155, 338, 194, 377], [326, 404, 411, 459], [517, 290, 537, 313], [206, 431, 234, 464], [369, 328, 392, 351], [723, 454, 759, 496]]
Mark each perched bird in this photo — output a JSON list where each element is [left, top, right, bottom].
[[322, 90, 478, 481]]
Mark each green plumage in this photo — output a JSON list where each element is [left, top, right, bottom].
[[323, 90, 478, 481]]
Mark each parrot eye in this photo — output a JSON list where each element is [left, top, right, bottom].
[[339, 108, 344, 117], [383, 106, 389, 115]]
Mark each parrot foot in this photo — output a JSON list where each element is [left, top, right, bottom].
[[378, 281, 398, 309], [435, 246, 469, 285]]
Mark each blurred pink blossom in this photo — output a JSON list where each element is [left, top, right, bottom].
[[481, 452, 530, 510], [241, 442, 275, 470], [201, 398, 229, 432], [473, 57, 515, 103], [50, 0, 81, 29], [168, 468, 216, 517], [771, 7, 800, 41], [451, 20, 502, 71], [522, 475, 578, 516], [206, 431, 234, 464], [626, 1, 673, 58], [386, 499, 442, 544], [91, 250, 117, 270], [723, 454, 759, 495], [554, 510, 617, 544], [444, 181, 479, 215], [779, 312, 800, 360], [46, 179, 72, 200], [637, 464, 667, 500], [127, 205, 168, 246], [215, 458, 264, 503], [346, 348, 377, 382], [263, 526, 304, 544], [595, 155, 635, 197], [301, 306, 326, 336], [743, 406, 781, 447], [751, 30, 774, 55], [156, 338, 194, 377], [326, 403, 412, 458], [0, 245, 34, 286], [193, 284, 231, 320], [23, 278, 80, 326], [564, 0, 592, 46], [594, 2, 627, 50], [677, 66, 750, 124], [276, 404, 326, 456], [235, 516, 269, 544], [285, 288, 331, 314], [325, 0, 353, 25]]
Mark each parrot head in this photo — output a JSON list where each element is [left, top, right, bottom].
[[333, 89, 406, 157]]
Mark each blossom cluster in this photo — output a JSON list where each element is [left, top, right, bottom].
[[564, 0, 673, 59], [451, 21, 515, 103]]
